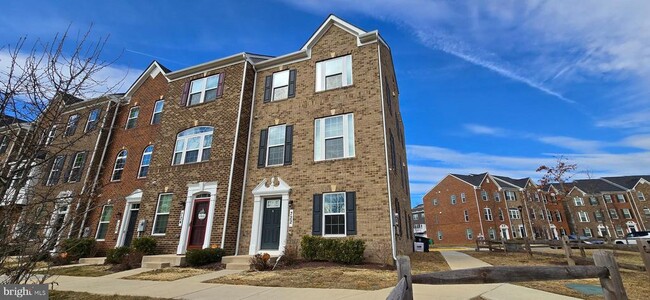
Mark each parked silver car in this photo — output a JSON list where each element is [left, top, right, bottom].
[[614, 231, 650, 245]]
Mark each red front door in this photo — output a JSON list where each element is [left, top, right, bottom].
[[188, 199, 210, 248]]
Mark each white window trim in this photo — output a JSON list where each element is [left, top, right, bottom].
[[463, 210, 469, 222], [451, 195, 457, 205], [151, 100, 164, 124], [616, 194, 626, 203], [603, 194, 613, 203], [95, 205, 113, 241], [323, 192, 346, 237], [480, 191, 487, 201], [126, 107, 139, 129], [271, 70, 290, 101], [484, 207, 493, 221], [584, 228, 593, 237], [574, 197, 584, 206], [138, 145, 153, 178], [638, 192, 646, 201], [622, 209, 632, 219], [45, 126, 57, 145], [64, 114, 79, 136], [152, 193, 173, 236], [266, 124, 286, 166], [315, 55, 353, 92], [610, 209, 619, 219], [314, 114, 355, 161], [111, 150, 127, 182], [466, 228, 473, 240], [508, 208, 521, 220], [188, 74, 220, 105], [578, 211, 589, 222], [68, 152, 85, 183], [46, 156, 65, 186], [172, 127, 213, 165]]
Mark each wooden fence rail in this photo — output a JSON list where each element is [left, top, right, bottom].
[[387, 250, 628, 300]]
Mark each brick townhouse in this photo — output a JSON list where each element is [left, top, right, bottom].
[[412, 204, 426, 237], [86, 61, 170, 252], [0, 116, 33, 233], [423, 173, 569, 245], [32, 95, 119, 251], [4, 15, 411, 262], [565, 177, 649, 238]]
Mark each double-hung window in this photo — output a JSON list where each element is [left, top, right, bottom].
[[464, 210, 469, 222], [151, 100, 164, 124], [616, 194, 626, 203], [603, 194, 613, 203], [138, 145, 153, 178], [173, 126, 213, 165], [466, 228, 473, 240], [462, 192, 468, 203], [85, 108, 101, 132], [264, 70, 297, 102], [494, 192, 501, 202], [258, 124, 293, 167], [622, 208, 632, 219], [638, 192, 646, 201], [508, 208, 520, 219], [484, 208, 493, 221], [578, 211, 589, 222], [188, 74, 221, 105], [67, 152, 86, 182], [481, 191, 488, 201], [505, 191, 516, 201], [589, 197, 599, 205], [111, 150, 127, 181], [126, 107, 139, 129], [498, 209, 504, 221], [64, 114, 79, 136], [314, 114, 355, 161], [451, 195, 457, 205], [323, 192, 346, 236], [547, 210, 553, 221], [95, 205, 113, 240], [583, 228, 593, 237], [315, 55, 352, 91], [594, 210, 604, 221], [609, 208, 619, 219], [574, 197, 585, 206], [46, 155, 66, 186], [152, 194, 172, 235], [643, 207, 650, 217], [45, 126, 56, 145]]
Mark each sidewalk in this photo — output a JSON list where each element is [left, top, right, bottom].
[[437, 251, 579, 300], [46, 252, 580, 300]]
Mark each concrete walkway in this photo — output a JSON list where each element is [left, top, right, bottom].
[[45, 252, 581, 300], [438, 251, 579, 300]]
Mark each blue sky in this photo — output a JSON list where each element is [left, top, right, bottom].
[[3, 1, 650, 206]]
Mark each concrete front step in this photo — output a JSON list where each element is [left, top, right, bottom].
[[141, 254, 186, 267], [142, 262, 171, 269], [222, 255, 278, 270], [79, 257, 106, 264]]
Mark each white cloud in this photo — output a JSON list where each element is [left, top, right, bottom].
[[537, 136, 604, 153], [463, 123, 507, 137]]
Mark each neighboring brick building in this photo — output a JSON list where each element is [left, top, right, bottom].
[[87, 62, 170, 253], [602, 176, 650, 231], [423, 173, 569, 245]]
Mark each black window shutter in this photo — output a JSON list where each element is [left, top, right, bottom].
[[263, 75, 272, 103], [312, 193, 322, 235], [288, 69, 297, 98], [390, 131, 396, 170], [284, 125, 293, 165], [76, 152, 87, 182], [346, 192, 357, 235], [180, 81, 190, 106], [42, 157, 55, 186], [257, 129, 267, 168], [63, 153, 74, 183], [395, 198, 402, 237], [385, 78, 392, 114], [54, 155, 66, 185], [216, 72, 225, 98]]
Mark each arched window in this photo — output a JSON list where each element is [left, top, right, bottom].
[[173, 126, 213, 165], [138, 145, 154, 178], [111, 150, 127, 181]]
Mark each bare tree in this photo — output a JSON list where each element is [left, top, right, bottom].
[[0, 26, 121, 284], [536, 156, 578, 235]]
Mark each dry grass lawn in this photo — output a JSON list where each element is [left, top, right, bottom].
[[207, 252, 450, 290], [50, 290, 168, 300], [465, 251, 650, 300], [45, 265, 114, 277], [124, 267, 209, 281]]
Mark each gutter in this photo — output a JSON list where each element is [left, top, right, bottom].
[[234, 58, 258, 255], [221, 57, 249, 249], [377, 43, 397, 261], [77, 97, 120, 237]]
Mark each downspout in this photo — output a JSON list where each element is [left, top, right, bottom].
[[503, 190, 514, 238], [77, 98, 119, 237], [521, 190, 534, 238], [377, 43, 397, 261], [221, 57, 248, 249], [472, 188, 485, 237], [235, 59, 258, 255]]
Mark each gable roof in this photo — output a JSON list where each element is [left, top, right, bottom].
[[602, 175, 650, 190], [301, 14, 367, 50], [451, 173, 488, 187], [572, 179, 625, 194], [1, 115, 28, 127], [494, 175, 529, 189], [124, 61, 170, 98]]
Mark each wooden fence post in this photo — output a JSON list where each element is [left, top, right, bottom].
[[502, 239, 507, 253], [488, 240, 493, 252], [562, 235, 575, 266], [397, 255, 413, 300], [637, 238, 650, 277], [475, 239, 480, 252], [524, 237, 533, 258], [579, 240, 586, 258], [593, 250, 628, 300]]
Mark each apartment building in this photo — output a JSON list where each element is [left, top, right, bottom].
[[602, 176, 650, 230], [423, 173, 569, 245], [566, 178, 648, 238], [412, 204, 426, 237]]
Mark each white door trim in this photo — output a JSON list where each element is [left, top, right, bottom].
[[115, 189, 142, 247], [177, 181, 218, 254], [249, 177, 291, 256]]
